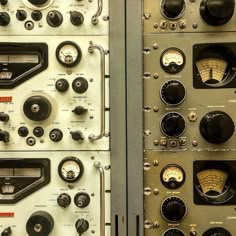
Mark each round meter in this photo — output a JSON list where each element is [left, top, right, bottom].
[[160, 48, 185, 74], [58, 157, 84, 182], [56, 41, 82, 67], [161, 164, 186, 189]]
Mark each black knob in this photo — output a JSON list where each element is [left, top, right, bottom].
[[0, 0, 8, 6], [72, 77, 88, 94], [161, 0, 185, 19], [28, 0, 48, 5], [163, 229, 185, 236], [161, 80, 186, 105], [1, 227, 11, 236], [200, 0, 235, 26], [49, 129, 63, 142], [55, 79, 69, 92], [0, 112, 9, 122], [200, 111, 234, 144], [18, 126, 29, 137], [23, 96, 52, 122], [0, 130, 9, 143], [72, 106, 87, 115], [70, 131, 84, 141], [75, 219, 89, 235], [26, 211, 54, 236], [203, 227, 231, 236], [161, 112, 186, 137], [161, 196, 187, 222], [74, 192, 90, 208], [70, 11, 84, 26], [0, 12, 10, 26], [33, 127, 44, 137], [57, 193, 71, 208], [16, 10, 27, 21], [31, 11, 42, 21], [46, 10, 63, 27]]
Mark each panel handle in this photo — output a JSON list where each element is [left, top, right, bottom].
[[91, 0, 103, 25]]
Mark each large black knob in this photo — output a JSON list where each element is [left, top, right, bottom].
[[0, 12, 10, 26], [23, 96, 52, 121], [46, 10, 63, 27], [163, 229, 185, 236], [0, 0, 8, 6], [203, 227, 231, 236], [72, 77, 88, 94], [161, 0, 185, 19], [28, 0, 48, 5], [200, 0, 235, 26], [70, 11, 84, 26], [200, 111, 234, 144], [74, 192, 90, 208], [55, 79, 69, 92], [75, 219, 89, 235], [0, 130, 9, 143], [57, 193, 71, 208], [161, 80, 186, 105], [161, 196, 187, 222], [161, 112, 186, 137], [26, 211, 54, 236]]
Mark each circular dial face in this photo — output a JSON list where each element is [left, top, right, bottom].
[[58, 157, 84, 182], [161, 48, 185, 74], [56, 41, 82, 67], [161, 164, 186, 189]]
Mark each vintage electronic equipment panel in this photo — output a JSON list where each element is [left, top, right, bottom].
[[0, 0, 124, 236], [142, 0, 236, 236]]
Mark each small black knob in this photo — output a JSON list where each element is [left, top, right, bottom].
[[161, 80, 186, 105], [72, 106, 87, 115], [74, 192, 90, 208], [28, 0, 48, 5], [200, 0, 235, 26], [0, 112, 9, 122], [161, 196, 187, 222], [162, 0, 185, 19], [23, 96, 52, 121], [49, 129, 63, 142], [0, 130, 9, 143], [203, 227, 231, 236], [0, 0, 8, 6], [75, 219, 89, 235], [70, 11, 84, 26], [72, 77, 88, 94], [70, 131, 84, 141], [57, 193, 71, 208], [55, 79, 69, 92], [200, 111, 234, 144], [0, 12, 10, 26], [46, 10, 63, 27], [33, 127, 44, 137], [161, 112, 186, 137], [163, 229, 185, 236], [18, 126, 29, 137], [1, 227, 11, 236], [16, 10, 27, 21], [31, 11, 42, 21]]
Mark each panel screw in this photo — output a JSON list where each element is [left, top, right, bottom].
[[153, 73, 159, 79], [144, 13, 151, 19], [153, 23, 158, 28], [153, 107, 159, 112], [192, 140, 198, 146], [153, 189, 159, 195], [153, 44, 158, 50], [153, 160, 159, 166], [154, 140, 159, 146]]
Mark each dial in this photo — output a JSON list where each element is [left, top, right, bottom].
[[58, 157, 84, 182], [56, 41, 82, 67], [203, 227, 231, 236], [163, 228, 185, 236], [161, 48, 185, 74], [161, 0, 186, 19], [161, 164, 186, 189]]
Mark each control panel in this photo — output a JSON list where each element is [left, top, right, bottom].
[[0, 0, 111, 236], [143, 0, 236, 236]]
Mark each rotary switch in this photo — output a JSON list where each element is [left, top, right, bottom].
[[161, 80, 186, 105], [46, 10, 63, 27], [70, 11, 84, 26], [163, 229, 185, 236], [70, 131, 84, 141], [0, 112, 9, 122], [28, 0, 48, 5], [23, 96, 52, 121], [0, 130, 9, 143], [74, 192, 90, 208], [57, 193, 71, 208], [161, 112, 186, 137], [55, 79, 69, 92], [1, 227, 11, 236], [203, 227, 231, 236], [200, 111, 235, 144], [161, 0, 186, 19], [72, 106, 87, 115], [0, 12, 10, 26], [72, 77, 88, 94], [75, 219, 89, 235], [161, 196, 187, 222], [200, 0, 235, 26]]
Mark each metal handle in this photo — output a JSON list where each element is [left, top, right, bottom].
[[91, 0, 103, 25], [88, 41, 106, 142], [94, 161, 105, 236]]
